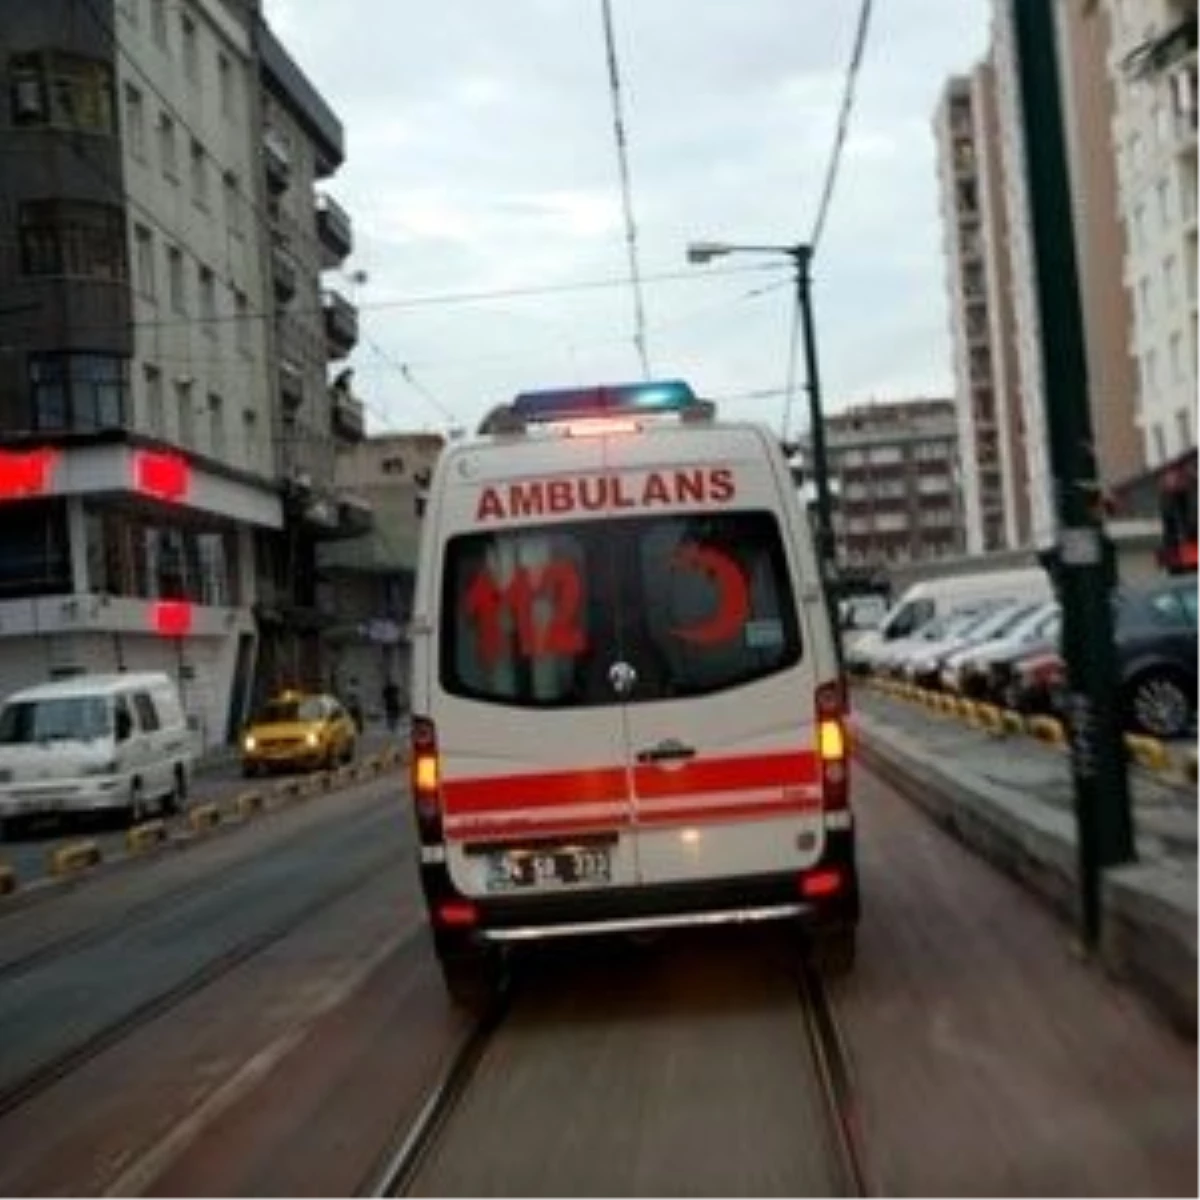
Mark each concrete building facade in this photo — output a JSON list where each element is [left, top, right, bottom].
[[0, 0, 365, 745], [820, 399, 967, 569]]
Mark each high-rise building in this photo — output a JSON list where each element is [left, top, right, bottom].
[[0, 0, 366, 746], [934, 71, 1025, 553], [816, 399, 967, 568], [1102, 0, 1197, 469]]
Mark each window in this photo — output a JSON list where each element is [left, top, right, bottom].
[[122, 0, 140, 25], [134, 224, 155, 299], [208, 393, 225, 458], [181, 12, 198, 82], [224, 172, 242, 237], [1139, 276, 1154, 323], [1158, 179, 1172, 226], [1153, 424, 1168, 464], [143, 364, 164, 437], [133, 692, 160, 731], [1132, 203, 1145, 250], [167, 246, 185, 312], [1164, 256, 1180, 308], [198, 266, 216, 333], [0, 500, 70, 598], [234, 290, 250, 351], [123, 84, 145, 159], [159, 112, 177, 179], [18, 199, 125, 280], [0, 695, 111, 743], [29, 353, 128, 431], [1171, 331, 1185, 382], [190, 139, 208, 208], [218, 53, 234, 117], [150, 0, 168, 48], [1178, 407, 1193, 449], [176, 380, 194, 447], [9, 52, 114, 132], [242, 408, 259, 465], [441, 513, 802, 708]]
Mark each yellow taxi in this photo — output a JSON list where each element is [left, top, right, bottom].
[[241, 691, 358, 776]]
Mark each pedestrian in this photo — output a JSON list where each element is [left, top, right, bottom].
[[382, 679, 401, 732]]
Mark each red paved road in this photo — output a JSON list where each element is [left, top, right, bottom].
[[836, 761, 1196, 1196]]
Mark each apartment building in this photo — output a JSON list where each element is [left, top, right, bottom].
[[1103, 0, 1197, 468], [0, 0, 364, 744], [249, 18, 368, 705], [817, 399, 966, 569], [316, 433, 444, 711], [0, 0, 281, 747], [942, 1, 1155, 547], [935, 70, 1027, 554]]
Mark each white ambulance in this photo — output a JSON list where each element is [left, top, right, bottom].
[[408, 381, 858, 1004]]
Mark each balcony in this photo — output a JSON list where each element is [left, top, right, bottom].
[[338, 491, 373, 536], [272, 246, 298, 302], [279, 359, 304, 412], [322, 290, 358, 358], [332, 391, 365, 443], [316, 193, 353, 263], [263, 127, 291, 194]]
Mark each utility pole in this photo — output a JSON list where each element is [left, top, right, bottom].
[[793, 246, 838, 600], [1009, 0, 1135, 950]]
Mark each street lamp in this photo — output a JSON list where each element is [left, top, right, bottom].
[[685, 240, 838, 593]]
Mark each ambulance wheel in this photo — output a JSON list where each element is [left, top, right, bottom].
[[437, 944, 503, 1011], [809, 926, 857, 978]]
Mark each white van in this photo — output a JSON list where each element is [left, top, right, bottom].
[[0, 672, 194, 828], [409, 381, 857, 1004], [846, 568, 1054, 674]]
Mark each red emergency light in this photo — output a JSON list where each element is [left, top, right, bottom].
[[135, 451, 190, 502], [153, 600, 193, 637], [0, 449, 58, 501]]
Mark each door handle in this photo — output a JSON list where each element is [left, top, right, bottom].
[[636, 739, 696, 765]]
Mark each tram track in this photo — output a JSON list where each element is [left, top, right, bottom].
[[0, 844, 398, 1122], [366, 936, 873, 1197]]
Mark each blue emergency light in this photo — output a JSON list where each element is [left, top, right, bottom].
[[510, 379, 699, 421]]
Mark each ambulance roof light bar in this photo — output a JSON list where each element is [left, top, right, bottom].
[[478, 380, 715, 436]]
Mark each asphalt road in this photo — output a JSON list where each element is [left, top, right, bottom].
[[0, 725, 400, 889], [0, 757, 1191, 1196]]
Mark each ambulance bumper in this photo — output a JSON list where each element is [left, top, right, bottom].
[[477, 902, 808, 942]]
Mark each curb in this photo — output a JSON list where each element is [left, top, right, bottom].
[[233, 790, 265, 820], [127, 820, 168, 854], [50, 840, 102, 877], [188, 802, 221, 833]]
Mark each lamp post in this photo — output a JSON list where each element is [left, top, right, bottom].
[[686, 241, 838, 593]]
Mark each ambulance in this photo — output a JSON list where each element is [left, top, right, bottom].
[[408, 381, 858, 1004]]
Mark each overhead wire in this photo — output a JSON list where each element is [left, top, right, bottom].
[[782, 0, 875, 441], [598, 0, 651, 378]]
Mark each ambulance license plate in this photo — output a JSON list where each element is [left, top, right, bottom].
[[486, 845, 612, 890]]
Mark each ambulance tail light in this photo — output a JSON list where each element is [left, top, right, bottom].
[[411, 717, 443, 842], [815, 681, 849, 811], [436, 899, 479, 928], [798, 866, 845, 899]]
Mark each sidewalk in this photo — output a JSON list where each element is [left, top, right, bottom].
[[851, 688, 1197, 1034]]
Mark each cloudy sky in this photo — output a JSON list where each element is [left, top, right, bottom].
[[262, 0, 991, 437]]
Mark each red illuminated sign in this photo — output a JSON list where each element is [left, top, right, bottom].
[[153, 600, 193, 637], [135, 451, 190, 503], [0, 449, 58, 501]]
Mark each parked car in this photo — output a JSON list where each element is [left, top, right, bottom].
[[870, 609, 985, 679], [905, 601, 1040, 691], [1006, 649, 1066, 716], [949, 602, 1060, 699], [1110, 579, 1197, 738], [0, 672, 193, 831]]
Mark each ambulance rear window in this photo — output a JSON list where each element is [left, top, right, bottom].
[[440, 512, 802, 707]]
